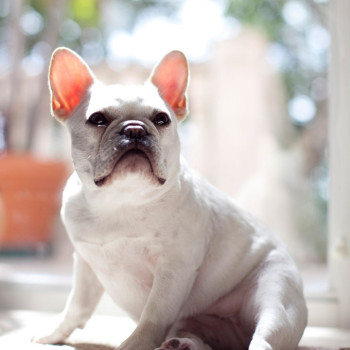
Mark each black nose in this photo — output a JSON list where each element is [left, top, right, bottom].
[[121, 121, 147, 139]]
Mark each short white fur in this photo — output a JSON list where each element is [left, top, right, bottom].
[[34, 48, 307, 350]]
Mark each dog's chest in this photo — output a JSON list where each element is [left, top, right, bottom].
[[71, 217, 165, 319], [76, 235, 162, 281]]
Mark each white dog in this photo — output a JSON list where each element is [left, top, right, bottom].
[[35, 48, 307, 350]]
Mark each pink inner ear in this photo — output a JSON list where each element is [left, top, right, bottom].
[[50, 49, 94, 120], [151, 51, 188, 117]]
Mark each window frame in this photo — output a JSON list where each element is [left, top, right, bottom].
[[309, 0, 350, 328]]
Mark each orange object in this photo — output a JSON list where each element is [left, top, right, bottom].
[[0, 153, 69, 252]]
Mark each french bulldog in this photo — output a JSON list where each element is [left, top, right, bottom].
[[35, 48, 307, 350]]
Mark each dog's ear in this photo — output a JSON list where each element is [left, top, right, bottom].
[[149, 51, 189, 122], [49, 47, 95, 121]]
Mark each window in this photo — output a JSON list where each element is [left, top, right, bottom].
[[326, 0, 350, 328]]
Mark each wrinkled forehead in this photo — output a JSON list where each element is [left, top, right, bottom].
[[86, 82, 169, 120]]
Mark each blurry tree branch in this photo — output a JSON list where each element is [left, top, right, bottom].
[[4, 0, 26, 151], [26, 0, 67, 151], [304, 0, 327, 25]]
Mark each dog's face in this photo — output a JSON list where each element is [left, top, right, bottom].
[[49, 49, 189, 192]]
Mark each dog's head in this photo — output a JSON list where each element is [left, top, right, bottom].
[[49, 48, 189, 192]]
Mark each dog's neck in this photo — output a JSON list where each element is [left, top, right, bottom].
[[73, 156, 189, 214]]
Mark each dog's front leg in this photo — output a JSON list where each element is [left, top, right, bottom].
[[118, 257, 197, 350], [34, 253, 104, 344]]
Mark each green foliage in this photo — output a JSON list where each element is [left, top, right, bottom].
[[30, 0, 50, 14], [226, 0, 328, 122], [69, 0, 100, 27], [226, 0, 285, 40]]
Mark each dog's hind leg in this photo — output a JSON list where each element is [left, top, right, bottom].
[[243, 251, 308, 350]]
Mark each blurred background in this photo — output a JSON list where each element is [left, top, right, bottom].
[[0, 0, 329, 316]]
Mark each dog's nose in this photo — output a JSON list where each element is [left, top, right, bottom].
[[121, 121, 147, 139]]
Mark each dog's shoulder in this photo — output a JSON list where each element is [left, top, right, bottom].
[[61, 171, 85, 214], [60, 171, 97, 234]]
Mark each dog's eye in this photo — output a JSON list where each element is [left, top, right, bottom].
[[153, 112, 170, 127], [87, 113, 109, 127]]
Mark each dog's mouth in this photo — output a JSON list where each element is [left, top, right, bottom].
[[94, 147, 166, 187]]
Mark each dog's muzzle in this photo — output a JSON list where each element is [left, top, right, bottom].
[[93, 120, 166, 187]]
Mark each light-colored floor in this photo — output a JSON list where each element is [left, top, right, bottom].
[[0, 311, 135, 349], [0, 310, 350, 349], [0, 297, 350, 347]]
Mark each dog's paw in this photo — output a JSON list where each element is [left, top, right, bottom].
[[156, 337, 212, 350], [32, 329, 69, 345]]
